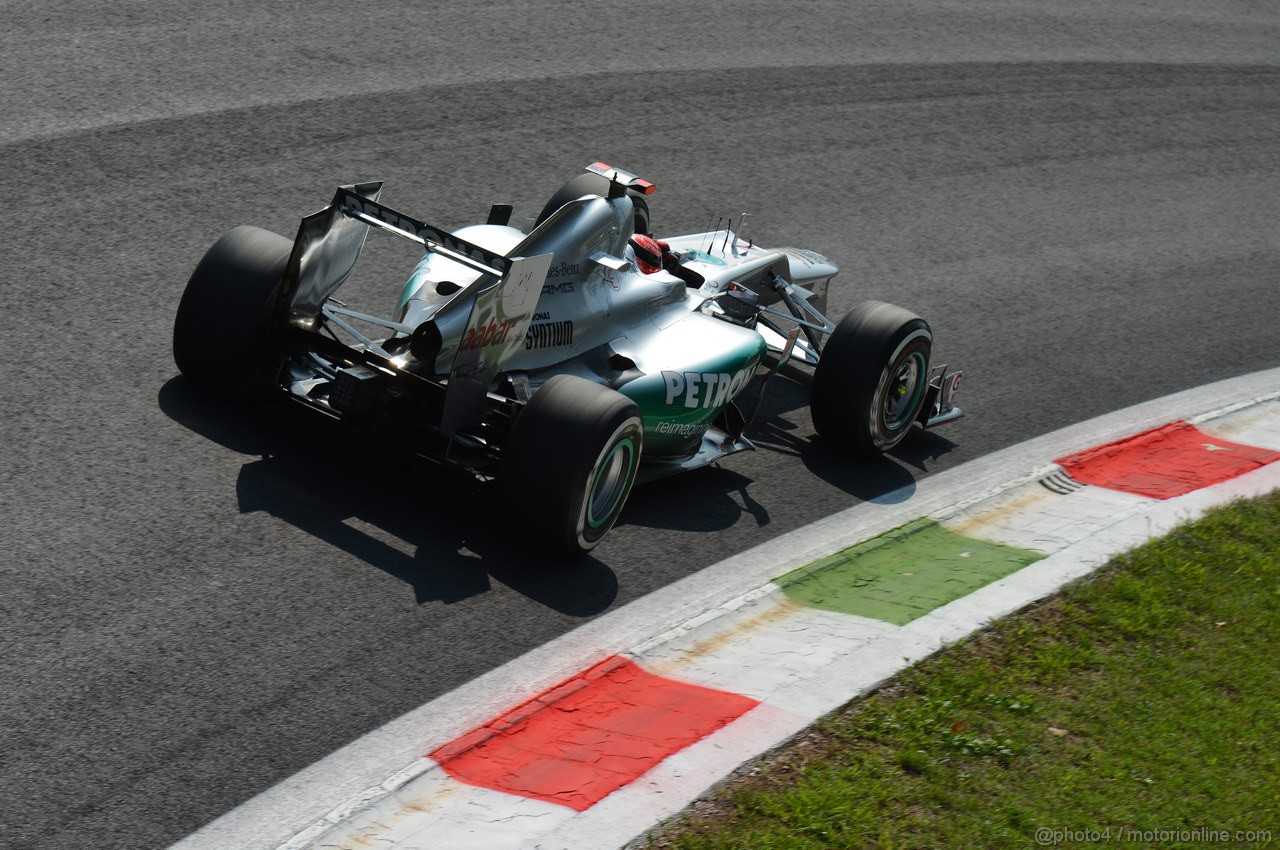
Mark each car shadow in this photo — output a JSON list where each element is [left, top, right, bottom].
[[158, 377, 619, 615], [794, 420, 960, 503], [623, 466, 772, 534]]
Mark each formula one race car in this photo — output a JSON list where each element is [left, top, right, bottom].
[[174, 163, 962, 555]]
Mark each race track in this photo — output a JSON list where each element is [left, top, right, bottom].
[[2, 3, 1278, 847]]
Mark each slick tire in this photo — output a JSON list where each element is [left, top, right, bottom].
[[173, 225, 291, 400], [810, 300, 933, 456], [500, 375, 643, 557]]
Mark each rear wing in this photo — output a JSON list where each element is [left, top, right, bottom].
[[281, 183, 515, 327], [280, 183, 551, 432]]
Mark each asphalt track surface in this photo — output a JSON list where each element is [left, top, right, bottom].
[[2, 3, 1279, 848]]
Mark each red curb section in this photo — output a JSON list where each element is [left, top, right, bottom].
[[429, 656, 759, 812], [1055, 421, 1280, 499]]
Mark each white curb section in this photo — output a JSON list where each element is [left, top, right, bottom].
[[168, 367, 1280, 850]]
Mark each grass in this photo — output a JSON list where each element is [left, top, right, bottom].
[[643, 493, 1280, 849]]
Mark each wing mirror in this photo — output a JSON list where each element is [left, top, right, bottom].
[[726, 283, 759, 307]]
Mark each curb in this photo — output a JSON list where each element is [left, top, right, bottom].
[[169, 368, 1280, 850]]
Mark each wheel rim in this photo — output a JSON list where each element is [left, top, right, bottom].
[[587, 437, 636, 529], [881, 351, 927, 432]]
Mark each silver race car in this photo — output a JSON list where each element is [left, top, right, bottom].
[[174, 163, 963, 555]]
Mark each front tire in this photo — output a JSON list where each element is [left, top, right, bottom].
[[810, 300, 933, 455], [173, 225, 291, 400], [500, 375, 643, 556]]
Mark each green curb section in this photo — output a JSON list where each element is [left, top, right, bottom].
[[775, 518, 1045, 625]]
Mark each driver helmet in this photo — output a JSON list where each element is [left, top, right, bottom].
[[629, 234, 667, 275]]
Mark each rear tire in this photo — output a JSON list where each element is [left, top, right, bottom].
[[500, 375, 643, 556], [810, 300, 932, 455], [173, 226, 291, 400]]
